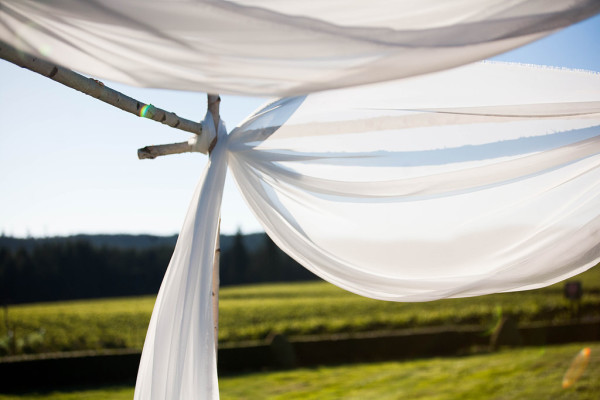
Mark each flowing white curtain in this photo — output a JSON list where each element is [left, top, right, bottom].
[[134, 62, 600, 399], [1, 0, 598, 95], [228, 62, 600, 301], [134, 115, 227, 400]]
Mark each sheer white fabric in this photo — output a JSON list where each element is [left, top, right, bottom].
[[134, 115, 227, 400], [0, 0, 598, 95], [228, 62, 600, 301], [136, 62, 600, 400]]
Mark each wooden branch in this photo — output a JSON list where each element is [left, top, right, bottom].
[[0, 41, 202, 136], [212, 219, 221, 355], [207, 94, 221, 153], [207, 94, 221, 131], [208, 94, 222, 356], [137, 141, 193, 159]]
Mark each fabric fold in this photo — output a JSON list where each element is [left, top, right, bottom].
[[1, 0, 598, 95], [134, 118, 227, 400], [228, 62, 600, 301]]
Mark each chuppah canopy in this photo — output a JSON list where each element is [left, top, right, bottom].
[[1, 1, 599, 399]]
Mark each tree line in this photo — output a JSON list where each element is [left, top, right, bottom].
[[220, 232, 316, 286], [0, 233, 318, 304]]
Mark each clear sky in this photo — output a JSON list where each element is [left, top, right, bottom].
[[1, 14, 599, 238]]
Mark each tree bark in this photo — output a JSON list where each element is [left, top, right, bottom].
[[212, 219, 221, 356], [0, 41, 203, 136], [137, 142, 193, 159], [208, 93, 221, 356]]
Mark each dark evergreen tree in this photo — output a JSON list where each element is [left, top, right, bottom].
[[250, 234, 282, 282], [0, 232, 319, 304], [221, 230, 250, 285]]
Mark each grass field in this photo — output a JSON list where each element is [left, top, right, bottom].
[[1, 342, 598, 399], [1, 265, 598, 355]]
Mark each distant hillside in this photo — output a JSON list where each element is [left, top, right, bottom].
[[0, 232, 265, 253], [0, 231, 316, 304]]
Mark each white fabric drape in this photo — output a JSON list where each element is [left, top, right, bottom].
[[135, 62, 600, 399], [227, 62, 600, 301], [1, 0, 598, 96], [134, 115, 227, 400]]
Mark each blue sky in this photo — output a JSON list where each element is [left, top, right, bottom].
[[1, 14, 599, 238]]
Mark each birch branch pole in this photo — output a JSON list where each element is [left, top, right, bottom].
[[2, 40, 224, 357], [137, 142, 192, 159], [0, 41, 203, 136], [207, 93, 222, 356]]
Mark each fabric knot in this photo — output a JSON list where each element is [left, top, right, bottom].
[[188, 111, 227, 154]]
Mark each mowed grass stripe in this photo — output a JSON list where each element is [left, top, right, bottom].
[[0, 343, 598, 399]]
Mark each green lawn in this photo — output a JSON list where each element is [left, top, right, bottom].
[[1, 265, 598, 355], [1, 342, 598, 399]]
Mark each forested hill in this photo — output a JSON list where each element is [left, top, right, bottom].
[[0, 233, 318, 304], [0, 233, 264, 253]]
